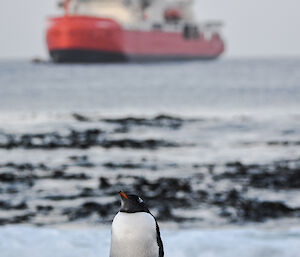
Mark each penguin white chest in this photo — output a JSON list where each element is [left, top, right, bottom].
[[110, 212, 159, 257]]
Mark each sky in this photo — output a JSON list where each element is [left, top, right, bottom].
[[0, 0, 299, 59]]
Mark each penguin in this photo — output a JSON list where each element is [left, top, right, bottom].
[[110, 191, 164, 257]]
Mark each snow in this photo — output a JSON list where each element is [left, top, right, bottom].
[[0, 226, 299, 257]]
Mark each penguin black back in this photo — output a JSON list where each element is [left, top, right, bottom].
[[155, 219, 164, 257]]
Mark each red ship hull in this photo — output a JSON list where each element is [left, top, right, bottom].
[[46, 16, 225, 63]]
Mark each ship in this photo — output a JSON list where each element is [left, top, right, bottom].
[[46, 0, 225, 63]]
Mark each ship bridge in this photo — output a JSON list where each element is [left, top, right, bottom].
[[61, 0, 196, 25], [65, 0, 137, 24]]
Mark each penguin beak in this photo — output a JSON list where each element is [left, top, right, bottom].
[[119, 191, 128, 200]]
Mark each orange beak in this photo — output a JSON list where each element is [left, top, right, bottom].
[[119, 191, 128, 199]]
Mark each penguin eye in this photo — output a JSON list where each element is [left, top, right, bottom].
[[137, 197, 143, 203]]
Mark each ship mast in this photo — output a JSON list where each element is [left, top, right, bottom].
[[64, 0, 70, 16]]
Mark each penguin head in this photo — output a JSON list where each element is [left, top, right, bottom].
[[119, 191, 150, 213]]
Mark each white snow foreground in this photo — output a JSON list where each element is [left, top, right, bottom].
[[0, 226, 299, 257]]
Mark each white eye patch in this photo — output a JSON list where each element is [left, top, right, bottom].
[[138, 197, 143, 203]]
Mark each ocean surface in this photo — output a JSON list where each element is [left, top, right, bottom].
[[0, 58, 300, 256]]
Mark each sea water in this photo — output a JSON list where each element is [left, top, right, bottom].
[[0, 226, 299, 257]]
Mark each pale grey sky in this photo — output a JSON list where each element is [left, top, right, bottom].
[[0, 0, 299, 59]]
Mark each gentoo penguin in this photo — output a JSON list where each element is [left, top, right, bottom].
[[110, 192, 164, 257]]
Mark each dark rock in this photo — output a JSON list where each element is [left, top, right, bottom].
[[69, 155, 94, 167], [11, 213, 35, 224], [69, 155, 88, 161], [79, 188, 96, 197], [0, 131, 179, 150], [45, 195, 79, 201], [250, 168, 300, 190], [103, 162, 144, 169], [0, 162, 35, 171], [36, 205, 54, 212], [0, 213, 35, 225], [50, 170, 90, 180], [101, 139, 179, 149], [103, 114, 185, 129], [0, 173, 18, 182], [156, 205, 173, 220], [237, 200, 296, 222], [99, 177, 111, 189], [215, 161, 300, 191], [72, 113, 91, 122], [197, 190, 209, 201], [44, 188, 96, 201], [0, 201, 28, 210], [64, 202, 111, 221], [267, 141, 300, 146], [212, 189, 299, 222]]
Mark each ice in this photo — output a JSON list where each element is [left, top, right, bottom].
[[0, 226, 299, 257]]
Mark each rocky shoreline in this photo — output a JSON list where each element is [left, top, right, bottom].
[[0, 114, 299, 227], [0, 158, 299, 226]]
